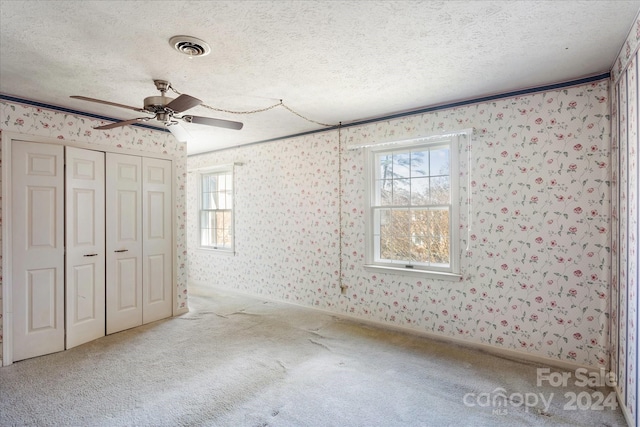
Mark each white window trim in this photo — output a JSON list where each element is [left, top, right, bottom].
[[364, 133, 465, 280], [198, 164, 235, 254]]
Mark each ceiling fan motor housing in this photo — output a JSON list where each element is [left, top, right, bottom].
[[144, 95, 174, 114]]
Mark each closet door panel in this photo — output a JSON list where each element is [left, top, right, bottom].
[[106, 153, 143, 334], [142, 157, 173, 323], [11, 141, 65, 361], [65, 147, 106, 349]]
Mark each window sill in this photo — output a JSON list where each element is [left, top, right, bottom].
[[197, 247, 235, 256], [364, 264, 462, 281]]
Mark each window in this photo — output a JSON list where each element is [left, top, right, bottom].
[[199, 167, 234, 252], [365, 135, 460, 277]]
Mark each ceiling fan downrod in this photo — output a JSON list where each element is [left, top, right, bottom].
[[153, 80, 171, 95]]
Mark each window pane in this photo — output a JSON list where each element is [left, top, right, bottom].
[[378, 153, 393, 181], [202, 174, 218, 209], [410, 177, 429, 206], [377, 209, 391, 259], [223, 211, 232, 230], [377, 179, 393, 206], [202, 192, 216, 209], [431, 210, 450, 264], [215, 211, 226, 232], [379, 209, 411, 261], [221, 229, 232, 247], [410, 210, 431, 263], [222, 173, 232, 191], [410, 210, 430, 236], [430, 147, 450, 176], [393, 179, 411, 206], [209, 174, 219, 193], [392, 152, 411, 178], [410, 151, 429, 178], [201, 175, 211, 193], [218, 191, 231, 209], [201, 211, 215, 229], [430, 176, 450, 204]]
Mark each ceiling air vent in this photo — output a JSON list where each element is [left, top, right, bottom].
[[169, 35, 211, 57]]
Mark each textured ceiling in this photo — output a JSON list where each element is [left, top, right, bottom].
[[1, 1, 639, 155]]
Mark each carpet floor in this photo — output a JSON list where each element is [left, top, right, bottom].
[[0, 286, 628, 427]]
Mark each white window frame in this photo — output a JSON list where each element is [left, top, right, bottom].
[[364, 134, 462, 280], [198, 164, 235, 254]]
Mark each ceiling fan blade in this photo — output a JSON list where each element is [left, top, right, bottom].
[[166, 122, 191, 142], [70, 95, 146, 113], [182, 115, 243, 130], [166, 94, 202, 113], [94, 117, 147, 130]]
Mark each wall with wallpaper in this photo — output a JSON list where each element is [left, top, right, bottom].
[[188, 77, 612, 370], [0, 100, 189, 365], [611, 14, 640, 427]]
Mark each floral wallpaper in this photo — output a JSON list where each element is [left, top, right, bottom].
[[188, 78, 612, 370], [612, 12, 640, 426], [188, 133, 341, 303], [0, 100, 189, 364]]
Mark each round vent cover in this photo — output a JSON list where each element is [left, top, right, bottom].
[[169, 35, 211, 57]]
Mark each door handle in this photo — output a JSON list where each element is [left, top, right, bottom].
[[84, 253, 98, 257], [114, 249, 129, 253]]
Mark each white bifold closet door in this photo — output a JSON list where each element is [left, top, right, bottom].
[[11, 141, 65, 361], [65, 147, 106, 349], [106, 153, 143, 334], [11, 141, 173, 362]]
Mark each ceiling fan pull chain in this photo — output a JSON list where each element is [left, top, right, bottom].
[[169, 85, 336, 127], [279, 102, 335, 127], [203, 101, 282, 115]]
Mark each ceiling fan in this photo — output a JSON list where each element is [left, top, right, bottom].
[[71, 79, 243, 141]]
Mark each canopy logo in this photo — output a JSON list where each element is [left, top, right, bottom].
[[462, 388, 553, 415], [462, 367, 619, 415]]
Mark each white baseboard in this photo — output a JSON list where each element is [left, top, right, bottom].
[[174, 306, 189, 316], [188, 282, 605, 374], [190, 282, 631, 424]]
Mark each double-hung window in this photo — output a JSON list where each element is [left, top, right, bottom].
[[366, 135, 460, 278], [199, 166, 234, 252]]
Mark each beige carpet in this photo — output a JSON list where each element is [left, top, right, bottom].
[[0, 286, 627, 427]]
